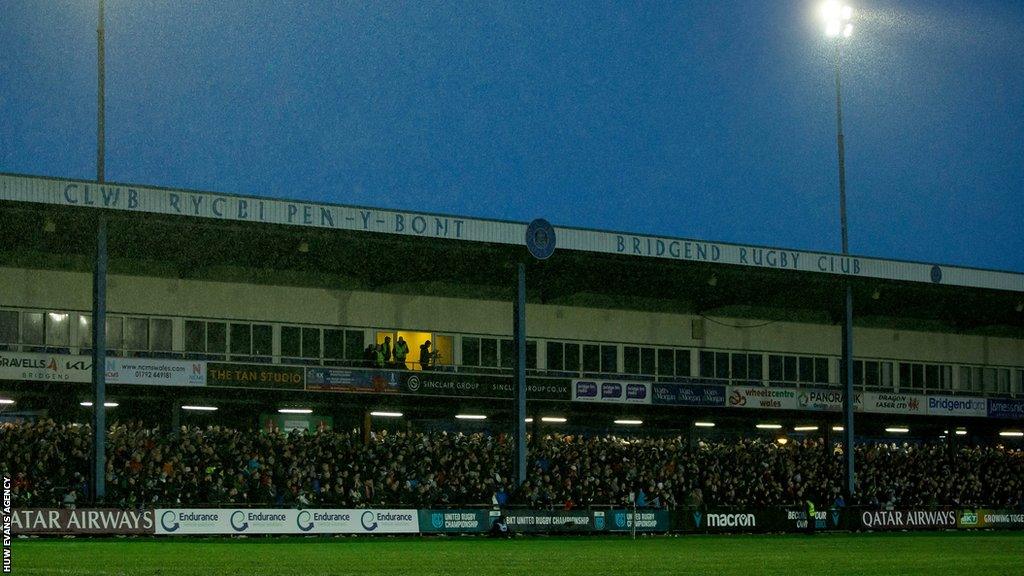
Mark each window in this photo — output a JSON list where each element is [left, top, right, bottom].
[[230, 323, 251, 356], [185, 320, 206, 353], [480, 338, 498, 367], [462, 337, 481, 366], [0, 311, 16, 348], [324, 329, 344, 360], [699, 351, 728, 380], [898, 362, 951, 391], [564, 343, 580, 373], [45, 313, 70, 348], [207, 322, 226, 354], [730, 353, 762, 382], [281, 326, 301, 358], [624, 346, 656, 376], [658, 349, 674, 377], [854, 360, 893, 389], [344, 330, 364, 360], [22, 312, 43, 348], [546, 342, 564, 371], [502, 339, 538, 370], [126, 317, 149, 352], [151, 318, 173, 352], [675, 350, 692, 378], [769, 354, 826, 384], [601, 345, 617, 373], [78, 315, 124, 352], [302, 328, 320, 359], [583, 344, 600, 373], [253, 324, 272, 357]]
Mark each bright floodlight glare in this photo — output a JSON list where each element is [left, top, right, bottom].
[[832, 425, 844, 432], [541, 416, 567, 423], [278, 408, 312, 414], [455, 414, 487, 420], [756, 423, 782, 430], [181, 405, 218, 412], [524, 417, 534, 423], [999, 431, 1023, 437], [776, 437, 789, 445], [81, 401, 118, 407], [0, 398, 14, 405], [822, 1, 853, 37], [794, 426, 819, 432], [955, 429, 967, 436], [694, 421, 715, 428], [370, 411, 403, 418], [614, 419, 643, 426], [886, 427, 910, 433]]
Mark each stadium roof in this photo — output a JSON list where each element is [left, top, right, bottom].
[[2, 172, 1022, 337]]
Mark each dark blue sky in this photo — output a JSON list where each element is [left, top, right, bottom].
[[1, 1, 1021, 271]]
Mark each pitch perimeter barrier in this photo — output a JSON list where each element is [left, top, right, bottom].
[[10, 507, 1024, 536]]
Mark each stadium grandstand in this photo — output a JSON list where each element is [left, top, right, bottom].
[[0, 171, 1023, 537]]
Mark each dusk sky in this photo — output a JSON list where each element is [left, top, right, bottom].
[[1, 1, 1021, 271]]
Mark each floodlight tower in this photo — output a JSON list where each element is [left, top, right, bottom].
[[821, 0, 855, 500]]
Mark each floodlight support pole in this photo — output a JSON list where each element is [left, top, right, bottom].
[[91, 0, 108, 504], [834, 39, 856, 500], [513, 262, 528, 487]]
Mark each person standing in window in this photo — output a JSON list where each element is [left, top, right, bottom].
[[419, 340, 433, 370], [394, 337, 409, 370], [382, 336, 393, 367]]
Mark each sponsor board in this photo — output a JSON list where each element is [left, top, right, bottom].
[[651, 381, 726, 407], [418, 510, 489, 533], [156, 508, 418, 535], [784, 509, 833, 531], [498, 510, 596, 532], [306, 367, 400, 394], [0, 352, 91, 383], [607, 509, 670, 532], [11, 508, 154, 534], [402, 373, 569, 401], [987, 398, 1024, 419], [860, 392, 925, 415], [727, 386, 800, 410], [957, 509, 1024, 530], [797, 389, 854, 412], [858, 509, 956, 530], [106, 358, 205, 387], [572, 380, 651, 404], [925, 395, 987, 417], [206, 363, 304, 389]]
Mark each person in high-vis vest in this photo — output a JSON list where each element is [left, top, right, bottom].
[[805, 499, 816, 535]]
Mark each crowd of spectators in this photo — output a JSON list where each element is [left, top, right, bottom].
[[1, 419, 1021, 510]]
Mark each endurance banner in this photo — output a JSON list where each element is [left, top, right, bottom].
[[155, 508, 418, 535]]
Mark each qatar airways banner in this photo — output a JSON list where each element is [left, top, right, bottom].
[[856, 509, 957, 530], [10, 508, 154, 534], [155, 508, 418, 535], [572, 380, 651, 404]]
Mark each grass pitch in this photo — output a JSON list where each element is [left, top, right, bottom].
[[12, 532, 1024, 576]]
